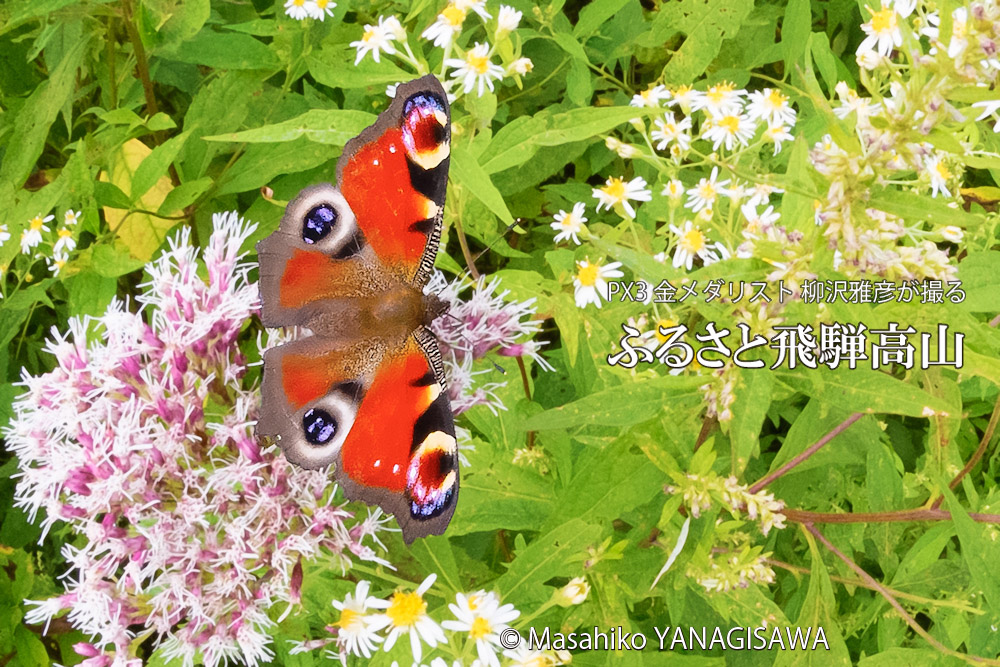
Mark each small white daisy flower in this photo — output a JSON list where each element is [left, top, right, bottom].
[[924, 154, 953, 197], [507, 57, 533, 75], [0, 224, 9, 246], [351, 16, 402, 65], [306, 0, 335, 20], [630, 84, 670, 108], [368, 574, 446, 664], [701, 113, 756, 151], [446, 42, 504, 96], [21, 213, 53, 254], [650, 112, 692, 151], [668, 85, 701, 112], [423, 1, 489, 46], [669, 220, 716, 270], [47, 250, 68, 277], [972, 100, 1000, 132], [573, 259, 623, 309], [284, 0, 312, 21], [555, 577, 591, 605], [550, 203, 588, 245], [592, 176, 652, 218], [741, 202, 780, 239], [661, 178, 685, 202], [441, 591, 520, 667], [745, 88, 796, 126], [495, 5, 521, 36], [332, 580, 384, 659], [54, 227, 76, 254], [692, 81, 745, 117], [940, 225, 964, 243], [857, 5, 901, 58], [763, 123, 794, 154], [743, 183, 783, 208], [684, 167, 731, 213], [63, 209, 81, 226]]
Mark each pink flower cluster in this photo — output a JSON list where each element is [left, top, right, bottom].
[[8, 213, 388, 667], [426, 272, 551, 415]]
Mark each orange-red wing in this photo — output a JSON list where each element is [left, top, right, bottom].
[[337, 333, 458, 542], [337, 75, 450, 287]]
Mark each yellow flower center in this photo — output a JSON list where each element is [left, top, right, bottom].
[[717, 115, 740, 134], [655, 318, 678, 343], [443, 5, 467, 27], [869, 8, 896, 34], [577, 262, 600, 287], [705, 82, 734, 105], [935, 161, 951, 180], [681, 227, 706, 253], [337, 608, 360, 630], [467, 52, 490, 75], [602, 178, 626, 201], [697, 183, 716, 200], [467, 595, 481, 611], [362, 29, 376, 42], [386, 591, 426, 628], [767, 89, 787, 108], [672, 85, 693, 99], [29, 217, 45, 232], [560, 214, 578, 229], [58, 228, 72, 239], [316, 0, 329, 7], [470, 616, 492, 639], [292, 0, 305, 7]]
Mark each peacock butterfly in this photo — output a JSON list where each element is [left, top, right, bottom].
[[255, 75, 458, 543]]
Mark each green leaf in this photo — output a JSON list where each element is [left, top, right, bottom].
[[868, 187, 982, 228], [943, 487, 1000, 613], [523, 375, 705, 430], [139, 0, 209, 50], [202, 109, 377, 145], [0, 38, 85, 188], [480, 107, 657, 174], [67, 272, 118, 317], [573, 0, 632, 37], [957, 251, 1000, 312], [496, 519, 601, 600], [161, 29, 280, 70], [94, 181, 132, 210], [781, 0, 811, 70], [643, 0, 754, 83], [132, 131, 190, 200], [729, 369, 773, 475], [407, 536, 461, 594], [307, 49, 410, 89], [776, 367, 953, 418], [451, 144, 515, 225], [448, 460, 556, 535], [772, 534, 852, 666]]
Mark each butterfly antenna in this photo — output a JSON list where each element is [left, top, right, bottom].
[[471, 221, 520, 265]]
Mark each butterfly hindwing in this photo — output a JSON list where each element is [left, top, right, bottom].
[[257, 331, 458, 542]]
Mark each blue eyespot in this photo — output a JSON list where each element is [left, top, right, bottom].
[[303, 408, 337, 445], [302, 204, 337, 244]]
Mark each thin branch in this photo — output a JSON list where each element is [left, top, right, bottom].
[[784, 507, 1000, 525], [515, 356, 536, 449], [748, 412, 863, 494], [804, 523, 1000, 666], [120, 0, 158, 120], [766, 558, 982, 614], [931, 393, 1000, 509], [452, 211, 480, 279]]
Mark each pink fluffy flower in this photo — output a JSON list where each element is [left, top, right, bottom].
[[9, 212, 389, 667]]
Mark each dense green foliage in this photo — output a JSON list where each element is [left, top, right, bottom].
[[2, 0, 1000, 665]]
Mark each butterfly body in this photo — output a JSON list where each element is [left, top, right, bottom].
[[256, 76, 458, 543]]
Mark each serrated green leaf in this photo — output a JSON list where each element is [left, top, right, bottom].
[[452, 144, 514, 225], [203, 109, 377, 145], [523, 375, 705, 430]]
